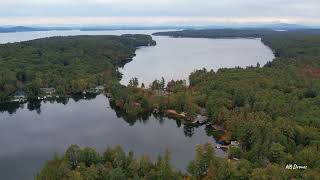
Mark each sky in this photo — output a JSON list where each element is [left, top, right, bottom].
[[0, 0, 319, 26]]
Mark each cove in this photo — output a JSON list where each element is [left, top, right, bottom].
[[0, 95, 225, 180]]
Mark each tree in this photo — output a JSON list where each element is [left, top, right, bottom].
[[106, 168, 127, 180], [65, 145, 81, 169], [26, 78, 42, 99], [155, 150, 176, 179], [150, 79, 161, 90], [304, 87, 317, 98], [268, 143, 286, 163], [132, 155, 153, 177], [187, 143, 215, 179], [79, 148, 100, 167], [230, 160, 252, 180], [250, 165, 289, 180], [295, 147, 320, 168], [102, 146, 127, 169], [229, 146, 242, 159], [160, 77, 165, 90], [128, 77, 139, 87], [78, 164, 99, 180], [56, 85, 66, 97], [36, 155, 71, 180]]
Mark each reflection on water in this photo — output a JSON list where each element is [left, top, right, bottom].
[[0, 95, 224, 180], [0, 94, 97, 115]]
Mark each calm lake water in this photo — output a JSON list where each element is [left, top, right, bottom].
[[0, 95, 224, 180], [120, 36, 274, 85], [0, 30, 274, 180]]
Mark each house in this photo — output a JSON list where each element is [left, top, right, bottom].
[[230, 141, 241, 147], [40, 88, 56, 98], [94, 86, 104, 93], [86, 85, 105, 94], [95, 85, 104, 91], [154, 89, 169, 96], [106, 92, 112, 98], [13, 90, 27, 102], [40, 88, 56, 95], [193, 115, 207, 125], [14, 90, 26, 98]]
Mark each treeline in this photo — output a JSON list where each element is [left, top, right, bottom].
[[153, 28, 320, 38], [184, 31, 320, 177], [37, 143, 317, 180], [106, 76, 200, 120], [106, 29, 320, 177], [0, 34, 155, 102]]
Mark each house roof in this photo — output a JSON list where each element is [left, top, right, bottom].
[[95, 86, 104, 89], [40, 88, 56, 93], [14, 90, 26, 97]]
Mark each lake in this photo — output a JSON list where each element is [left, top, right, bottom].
[[0, 30, 274, 86], [0, 95, 225, 180], [120, 36, 274, 85], [0, 30, 274, 180]]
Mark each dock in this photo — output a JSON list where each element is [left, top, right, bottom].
[[215, 144, 229, 149]]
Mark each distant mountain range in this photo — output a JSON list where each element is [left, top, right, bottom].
[[0, 26, 45, 32], [0, 26, 74, 33], [0, 23, 318, 33], [259, 23, 310, 30]]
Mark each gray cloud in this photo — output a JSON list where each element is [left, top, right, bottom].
[[0, 0, 319, 25]]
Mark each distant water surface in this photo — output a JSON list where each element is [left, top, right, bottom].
[[0, 29, 160, 43], [120, 36, 274, 85]]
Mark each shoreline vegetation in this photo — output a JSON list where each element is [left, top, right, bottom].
[[1, 29, 320, 179], [36, 143, 231, 180], [101, 29, 320, 178], [0, 34, 156, 103]]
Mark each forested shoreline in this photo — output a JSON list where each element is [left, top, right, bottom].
[[2, 29, 319, 179], [0, 34, 156, 102], [99, 29, 320, 179]]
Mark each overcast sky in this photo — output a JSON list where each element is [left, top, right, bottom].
[[0, 0, 319, 25]]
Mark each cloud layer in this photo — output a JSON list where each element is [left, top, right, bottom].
[[0, 0, 319, 25]]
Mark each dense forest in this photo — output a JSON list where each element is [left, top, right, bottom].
[[5, 29, 320, 178], [36, 143, 259, 180], [153, 28, 320, 38], [98, 29, 320, 179], [37, 143, 316, 179], [0, 34, 155, 102]]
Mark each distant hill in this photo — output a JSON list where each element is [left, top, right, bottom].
[[0, 24, 317, 33], [260, 23, 310, 30], [0, 26, 48, 33]]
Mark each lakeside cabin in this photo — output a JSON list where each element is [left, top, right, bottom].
[[83, 85, 105, 94], [13, 90, 27, 102], [230, 141, 241, 148], [154, 89, 169, 97], [215, 140, 241, 149], [40, 88, 56, 95], [39, 88, 56, 99], [193, 115, 207, 125], [95, 86, 104, 93]]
